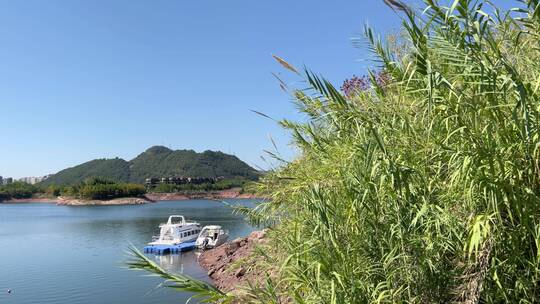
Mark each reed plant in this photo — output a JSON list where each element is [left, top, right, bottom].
[[129, 0, 540, 302]]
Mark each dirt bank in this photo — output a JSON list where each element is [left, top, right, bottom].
[[146, 188, 261, 201], [56, 196, 151, 206], [198, 230, 268, 293]]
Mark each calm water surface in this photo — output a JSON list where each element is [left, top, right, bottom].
[[0, 199, 256, 304]]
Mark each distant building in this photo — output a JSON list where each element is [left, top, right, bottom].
[[18, 177, 30, 184], [145, 176, 224, 189], [16, 175, 51, 185], [18, 177, 31, 184]]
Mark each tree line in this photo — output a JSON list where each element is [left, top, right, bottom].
[[0, 182, 41, 201], [151, 178, 249, 193], [62, 177, 146, 200], [0, 178, 146, 201]]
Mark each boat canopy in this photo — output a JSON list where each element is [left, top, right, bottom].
[[166, 215, 186, 225]]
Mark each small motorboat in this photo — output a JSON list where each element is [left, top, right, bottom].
[[195, 225, 229, 249], [148, 215, 201, 246]]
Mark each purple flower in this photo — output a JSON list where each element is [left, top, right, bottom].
[[341, 71, 391, 97], [341, 75, 370, 97]]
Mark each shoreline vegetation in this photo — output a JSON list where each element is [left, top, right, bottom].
[[0, 187, 261, 205], [0, 176, 261, 205]]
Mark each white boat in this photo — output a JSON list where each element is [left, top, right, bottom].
[[195, 225, 229, 249], [148, 215, 201, 246]]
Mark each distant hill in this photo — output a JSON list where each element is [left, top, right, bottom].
[[43, 158, 131, 186], [42, 146, 260, 185]]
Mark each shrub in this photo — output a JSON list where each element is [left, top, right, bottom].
[[0, 182, 40, 200], [63, 177, 146, 200]]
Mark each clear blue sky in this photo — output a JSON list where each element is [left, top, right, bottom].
[[0, 0, 514, 178]]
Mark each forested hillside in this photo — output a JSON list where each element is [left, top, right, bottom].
[[128, 146, 260, 183], [42, 158, 130, 185], [41, 146, 260, 185]]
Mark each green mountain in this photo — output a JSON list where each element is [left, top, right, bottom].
[[43, 158, 131, 186], [42, 146, 260, 185]]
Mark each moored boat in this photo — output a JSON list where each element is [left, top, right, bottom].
[[195, 225, 229, 249], [148, 215, 201, 246]]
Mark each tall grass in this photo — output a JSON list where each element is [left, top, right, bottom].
[[250, 0, 540, 302], [128, 0, 540, 302]]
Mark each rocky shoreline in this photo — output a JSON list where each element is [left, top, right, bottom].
[[1, 188, 261, 205], [146, 188, 260, 201], [56, 196, 151, 206], [198, 230, 268, 293]]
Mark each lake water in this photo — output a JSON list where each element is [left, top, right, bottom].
[[0, 199, 256, 304]]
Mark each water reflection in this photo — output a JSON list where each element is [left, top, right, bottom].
[[153, 252, 197, 273]]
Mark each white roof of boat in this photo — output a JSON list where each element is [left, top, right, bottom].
[[203, 225, 222, 229]]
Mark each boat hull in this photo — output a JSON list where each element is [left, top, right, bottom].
[[149, 237, 198, 246], [144, 240, 196, 255], [195, 235, 228, 249]]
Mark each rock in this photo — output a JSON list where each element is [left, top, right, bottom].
[[226, 242, 240, 255], [249, 230, 267, 240], [144, 189, 264, 202], [234, 267, 246, 278], [231, 237, 243, 244]]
